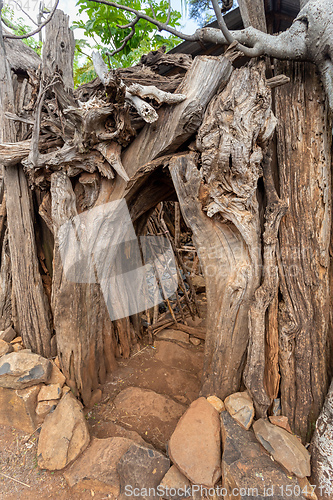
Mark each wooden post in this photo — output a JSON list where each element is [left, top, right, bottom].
[[0, 4, 52, 356], [275, 60, 332, 441]]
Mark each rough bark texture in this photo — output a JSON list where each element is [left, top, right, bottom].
[[275, 60, 332, 442], [170, 61, 276, 399], [51, 172, 118, 406], [0, 16, 52, 356]]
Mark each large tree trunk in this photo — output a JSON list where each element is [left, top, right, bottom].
[[171, 61, 276, 399], [275, 60, 332, 441]]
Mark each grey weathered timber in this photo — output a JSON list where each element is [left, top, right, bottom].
[[276, 60, 332, 442], [0, 6, 52, 356]]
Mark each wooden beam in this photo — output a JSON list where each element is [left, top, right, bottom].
[[238, 0, 267, 31]]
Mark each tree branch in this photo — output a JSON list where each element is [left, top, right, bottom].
[[3, 0, 59, 39]]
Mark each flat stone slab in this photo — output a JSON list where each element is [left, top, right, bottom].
[[154, 340, 203, 376], [0, 326, 17, 343], [0, 351, 52, 389], [169, 397, 221, 487], [64, 436, 135, 494], [221, 411, 306, 499], [224, 391, 255, 430], [117, 443, 170, 500], [159, 465, 191, 500], [0, 384, 40, 433], [0, 339, 13, 357], [37, 392, 90, 470], [38, 383, 62, 402], [253, 418, 311, 478], [112, 387, 185, 450]]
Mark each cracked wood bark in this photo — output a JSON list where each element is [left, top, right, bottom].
[[244, 151, 288, 417], [170, 62, 276, 399], [0, 12, 52, 355], [275, 60, 332, 441], [51, 172, 118, 406], [238, 0, 267, 31]]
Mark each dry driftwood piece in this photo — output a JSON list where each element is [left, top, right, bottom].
[[139, 47, 192, 72], [276, 60, 332, 442]]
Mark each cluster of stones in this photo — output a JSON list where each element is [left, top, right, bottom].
[[0, 325, 318, 499]]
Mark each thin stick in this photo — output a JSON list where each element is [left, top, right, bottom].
[[0, 473, 31, 488], [3, 0, 59, 40]]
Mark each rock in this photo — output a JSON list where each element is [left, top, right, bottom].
[[0, 351, 52, 389], [11, 336, 23, 344], [0, 339, 13, 357], [310, 379, 333, 499], [253, 418, 311, 478], [221, 411, 306, 499], [207, 395, 225, 413], [37, 392, 90, 470], [12, 344, 24, 352], [86, 388, 102, 408], [0, 326, 17, 343], [168, 397, 221, 487], [297, 477, 318, 500], [64, 437, 135, 494], [48, 361, 66, 387], [91, 421, 151, 447], [0, 385, 40, 433], [189, 337, 201, 346], [38, 383, 62, 402], [269, 415, 292, 433], [117, 443, 170, 499], [113, 387, 185, 450], [156, 329, 189, 344], [36, 399, 59, 421], [224, 391, 255, 430], [159, 465, 191, 500], [154, 340, 203, 376]]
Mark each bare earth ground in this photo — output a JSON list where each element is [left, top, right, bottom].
[[0, 337, 204, 499]]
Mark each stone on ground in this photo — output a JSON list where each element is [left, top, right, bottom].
[[0, 326, 16, 343], [297, 477, 318, 500], [168, 396, 221, 487], [224, 391, 255, 430], [310, 379, 333, 499], [269, 415, 292, 433], [91, 420, 151, 447], [221, 411, 306, 499], [159, 465, 191, 500], [189, 337, 201, 346], [0, 384, 40, 433], [117, 443, 170, 500], [156, 329, 189, 344], [253, 418, 311, 478], [0, 351, 52, 389], [38, 383, 62, 402], [64, 436, 135, 494], [36, 399, 59, 422], [207, 395, 225, 413], [154, 340, 203, 376], [0, 339, 13, 357], [48, 361, 66, 387], [37, 392, 90, 470], [112, 387, 185, 450]]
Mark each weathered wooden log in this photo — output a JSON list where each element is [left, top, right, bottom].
[[170, 62, 276, 400], [51, 171, 118, 405], [275, 60, 332, 442], [0, 16, 52, 356], [243, 151, 288, 417]]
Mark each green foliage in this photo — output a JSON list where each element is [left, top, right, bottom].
[[73, 0, 182, 69], [1, 6, 42, 54]]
